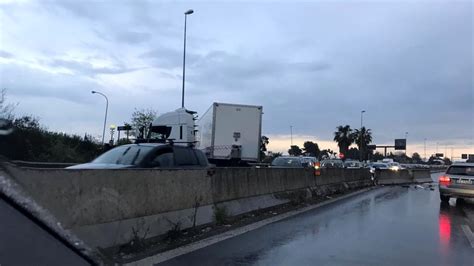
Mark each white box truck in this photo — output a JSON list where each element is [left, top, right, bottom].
[[197, 103, 263, 165]]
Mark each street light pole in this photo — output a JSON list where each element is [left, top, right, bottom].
[[405, 132, 408, 156], [91, 91, 108, 145], [290, 125, 293, 146], [424, 138, 427, 161], [360, 110, 366, 162], [360, 110, 365, 128], [181, 9, 194, 108]]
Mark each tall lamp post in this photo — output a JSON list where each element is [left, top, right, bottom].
[[405, 132, 408, 156], [91, 90, 108, 145], [181, 9, 194, 108], [360, 110, 366, 161], [290, 125, 293, 146], [360, 110, 366, 128], [424, 138, 427, 161]]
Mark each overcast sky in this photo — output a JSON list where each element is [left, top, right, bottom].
[[0, 0, 473, 156]]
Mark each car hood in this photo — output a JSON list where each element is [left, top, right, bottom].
[[66, 163, 134, 169]]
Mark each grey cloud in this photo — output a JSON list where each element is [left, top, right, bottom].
[[0, 50, 13, 59], [115, 31, 151, 44], [140, 47, 203, 69], [1, 1, 472, 149], [0, 63, 102, 104], [51, 1, 108, 21], [187, 51, 331, 91], [93, 28, 152, 45], [48, 59, 146, 77]]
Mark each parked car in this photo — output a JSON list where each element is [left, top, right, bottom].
[[66, 143, 210, 169], [320, 159, 344, 168], [271, 156, 314, 168], [439, 163, 474, 202], [344, 160, 363, 169]]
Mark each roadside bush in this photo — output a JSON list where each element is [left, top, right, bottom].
[[0, 115, 101, 163]]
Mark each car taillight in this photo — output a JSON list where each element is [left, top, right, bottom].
[[314, 162, 321, 170], [439, 175, 451, 183], [314, 162, 321, 176]]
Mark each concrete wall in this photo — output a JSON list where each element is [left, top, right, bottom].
[[377, 169, 432, 184], [3, 164, 373, 248], [410, 169, 433, 183], [377, 169, 412, 185]]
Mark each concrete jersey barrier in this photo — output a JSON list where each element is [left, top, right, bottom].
[[4, 163, 413, 249], [377, 169, 412, 185]]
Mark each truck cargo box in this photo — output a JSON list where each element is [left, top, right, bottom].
[[197, 103, 263, 162]]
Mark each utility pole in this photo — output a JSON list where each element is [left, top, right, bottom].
[[290, 125, 293, 146], [424, 138, 427, 161], [91, 91, 108, 145], [360, 110, 366, 162], [181, 9, 194, 108], [405, 132, 408, 156]]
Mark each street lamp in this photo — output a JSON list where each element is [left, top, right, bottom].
[[405, 132, 408, 155], [290, 125, 293, 146], [359, 110, 366, 162], [424, 138, 427, 161], [360, 110, 366, 128], [91, 90, 108, 145], [181, 9, 194, 108]]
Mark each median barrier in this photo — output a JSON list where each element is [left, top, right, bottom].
[[409, 169, 433, 183], [377, 169, 413, 185], [2, 163, 374, 249]]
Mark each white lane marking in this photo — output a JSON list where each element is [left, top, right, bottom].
[[461, 224, 474, 248], [125, 187, 377, 266]]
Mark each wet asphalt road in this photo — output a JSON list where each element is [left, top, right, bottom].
[[159, 173, 474, 266]]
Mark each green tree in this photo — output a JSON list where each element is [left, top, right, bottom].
[[0, 88, 16, 120], [260, 135, 269, 161], [412, 152, 422, 163], [372, 151, 384, 161], [333, 125, 355, 156], [346, 147, 360, 160], [130, 108, 157, 138], [320, 149, 336, 160], [353, 127, 373, 161], [288, 145, 302, 156], [303, 141, 320, 157], [0, 115, 101, 162]]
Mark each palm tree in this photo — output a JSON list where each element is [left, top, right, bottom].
[[353, 127, 373, 160], [333, 125, 355, 155]]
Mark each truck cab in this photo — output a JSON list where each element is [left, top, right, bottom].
[[148, 108, 196, 144]]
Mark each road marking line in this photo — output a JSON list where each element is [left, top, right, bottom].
[[461, 224, 474, 248], [125, 187, 377, 266]]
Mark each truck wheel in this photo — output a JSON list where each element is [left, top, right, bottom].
[[440, 194, 450, 203]]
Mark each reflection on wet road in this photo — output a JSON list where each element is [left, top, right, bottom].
[[160, 173, 474, 266]]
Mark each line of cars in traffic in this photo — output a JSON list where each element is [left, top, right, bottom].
[[269, 156, 424, 172], [66, 142, 435, 173]]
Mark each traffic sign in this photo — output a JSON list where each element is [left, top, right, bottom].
[[117, 125, 132, 131], [394, 139, 406, 150]]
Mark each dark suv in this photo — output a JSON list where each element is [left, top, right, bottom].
[[67, 143, 209, 169]]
